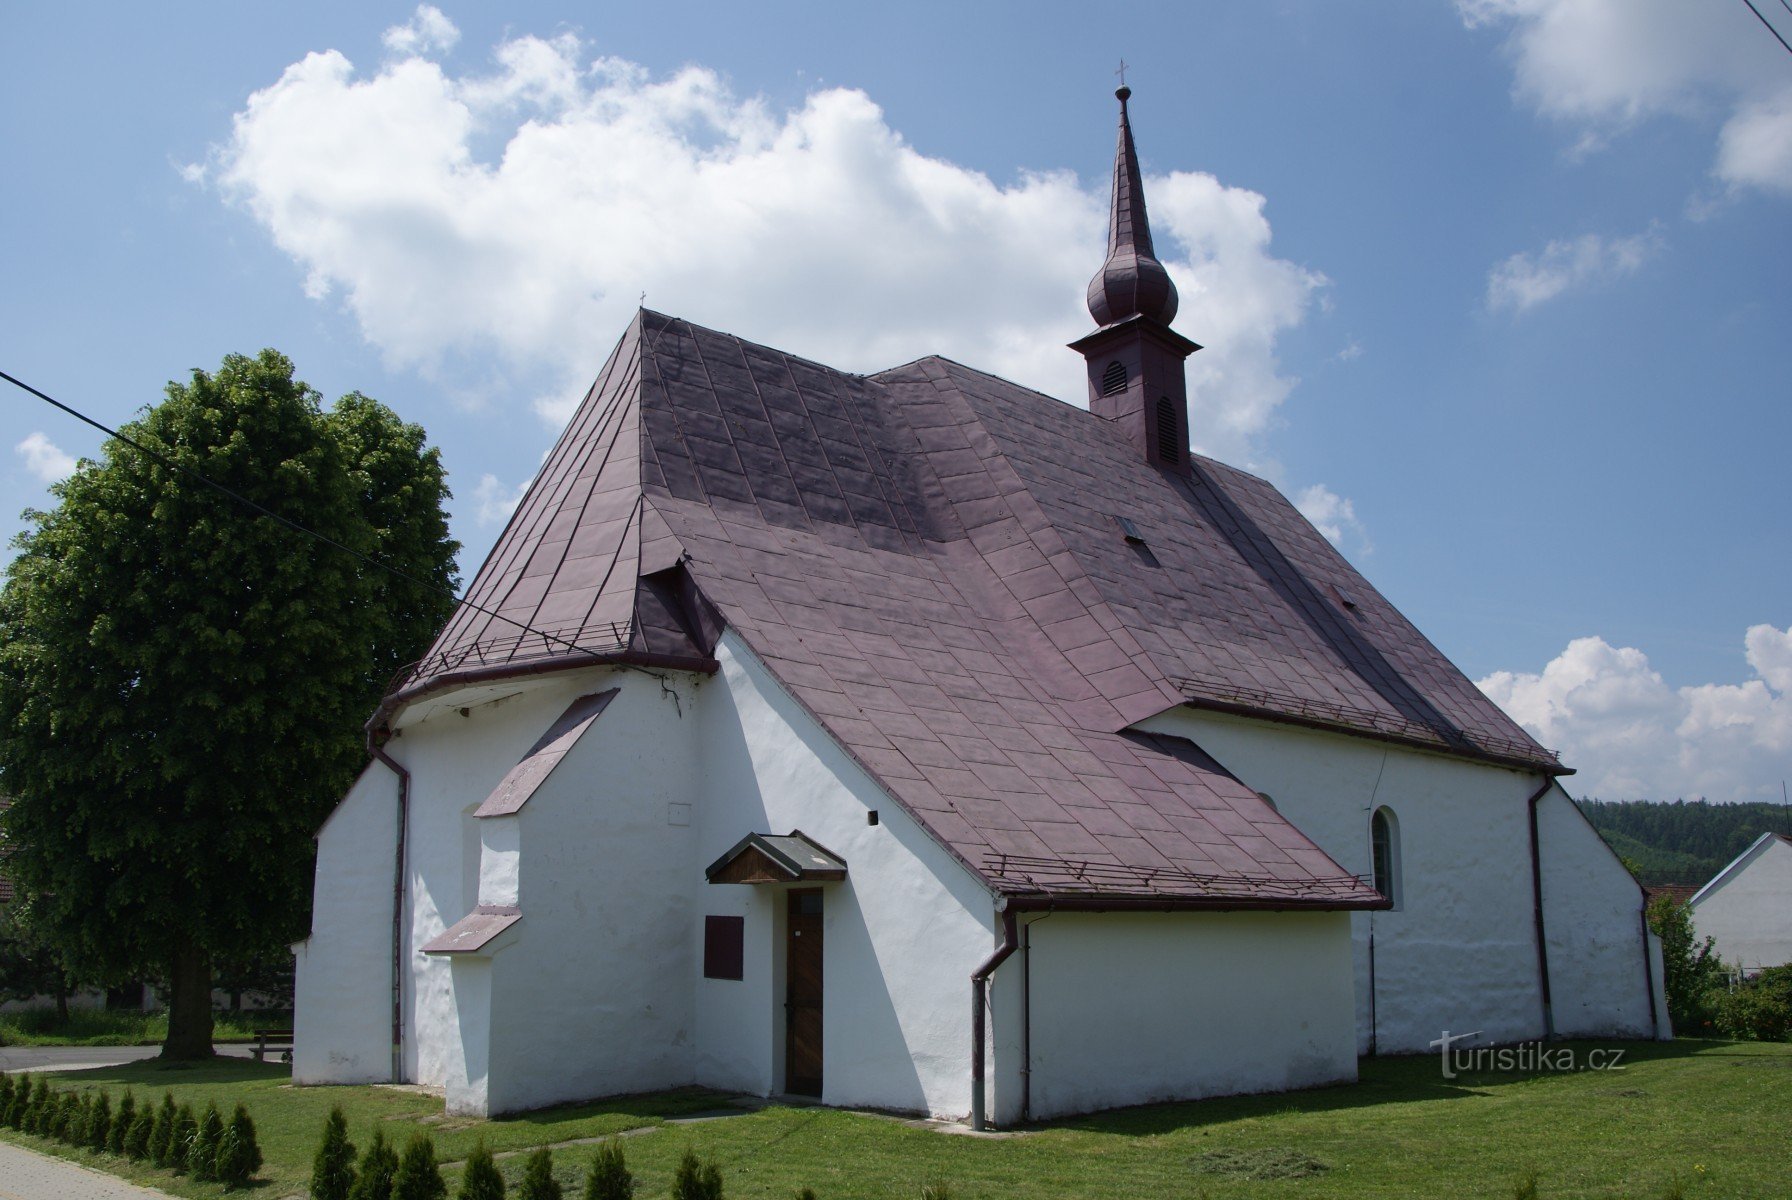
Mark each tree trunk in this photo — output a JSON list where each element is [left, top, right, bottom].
[[162, 943, 215, 1060], [54, 979, 69, 1025]]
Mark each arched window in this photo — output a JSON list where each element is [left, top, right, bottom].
[[1101, 360, 1128, 396], [1155, 397, 1180, 464], [1370, 806, 1401, 909]]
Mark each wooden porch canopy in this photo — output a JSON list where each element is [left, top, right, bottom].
[[705, 831, 846, 885]]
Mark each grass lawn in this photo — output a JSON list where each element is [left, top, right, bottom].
[[1, 1039, 1788, 1199], [0, 1008, 279, 1047]]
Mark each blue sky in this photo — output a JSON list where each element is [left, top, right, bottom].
[[3, 1, 1788, 802]]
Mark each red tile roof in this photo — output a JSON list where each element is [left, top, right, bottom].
[[387, 310, 1560, 908]]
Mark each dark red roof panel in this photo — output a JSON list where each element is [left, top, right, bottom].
[[395, 309, 1551, 907]]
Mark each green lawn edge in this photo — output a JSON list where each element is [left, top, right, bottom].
[[2, 1039, 1788, 1199]]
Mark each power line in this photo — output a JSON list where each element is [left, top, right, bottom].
[[0, 366, 598, 666], [1741, 0, 1792, 56]]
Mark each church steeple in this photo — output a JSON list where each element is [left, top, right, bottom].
[[1070, 85, 1201, 472], [1087, 86, 1179, 328]]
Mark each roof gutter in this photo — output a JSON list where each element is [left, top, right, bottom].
[[368, 649, 718, 737], [1525, 776, 1555, 1039], [369, 733, 410, 1084], [969, 908, 1019, 1132]]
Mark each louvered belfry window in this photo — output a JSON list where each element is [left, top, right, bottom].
[[1101, 360, 1128, 396], [1155, 396, 1179, 463]]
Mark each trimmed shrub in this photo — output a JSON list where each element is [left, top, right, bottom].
[[170, 1103, 198, 1174], [25, 1080, 54, 1136], [671, 1150, 722, 1200], [148, 1093, 178, 1167], [793, 1191, 819, 1200], [0, 1073, 12, 1120], [919, 1185, 953, 1200], [583, 1139, 633, 1200], [311, 1105, 359, 1200], [516, 1147, 560, 1200], [458, 1141, 505, 1200], [123, 1107, 153, 1160], [52, 1091, 82, 1142], [87, 1090, 113, 1151], [190, 1102, 226, 1181], [348, 1128, 399, 1200], [110, 1090, 135, 1154], [391, 1133, 447, 1200], [216, 1103, 264, 1189], [2, 1071, 24, 1128]]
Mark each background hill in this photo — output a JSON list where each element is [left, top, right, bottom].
[[1577, 798, 1792, 888]]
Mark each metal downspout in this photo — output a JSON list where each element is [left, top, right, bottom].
[[1525, 776, 1555, 1038], [970, 908, 1020, 1132], [371, 736, 410, 1084]]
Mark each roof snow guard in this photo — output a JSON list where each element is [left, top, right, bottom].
[[706, 832, 847, 885], [421, 906, 522, 955], [983, 853, 1385, 911]]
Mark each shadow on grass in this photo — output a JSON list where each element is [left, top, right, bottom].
[[1044, 1038, 1752, 1138], [486, 1085, 735, 1128], [43, 1056, 290, 1087]]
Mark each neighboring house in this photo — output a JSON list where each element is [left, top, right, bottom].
[[294, 88, 1668, 1124], [1689, 832, 1792, 975]]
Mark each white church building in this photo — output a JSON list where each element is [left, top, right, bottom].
[[294, 88, 1669, 1126]]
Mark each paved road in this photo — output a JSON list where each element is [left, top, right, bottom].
[[0, 1044, 262, 1075], [0, 1141, 176, 1199]]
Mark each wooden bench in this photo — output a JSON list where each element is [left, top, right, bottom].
[[251, 1029, 294, 1064]]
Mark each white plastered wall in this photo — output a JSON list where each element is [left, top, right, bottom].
[[1137, 708, 1658, 1052], [1016, 911, 1356, 1120], [1535, 784, 1666, 1038], [294, 761, 398, 1084], [1693, 836, 1792, 973], [692, 633, 999, 1118]]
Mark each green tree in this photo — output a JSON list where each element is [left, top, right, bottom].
[[123, 1106, 153, 1160], [458, 1140, 505, 1200], [1647, 894, 1724, 1033], [392, 1133, 447, 1200], [171, 1103, 198, 1173], [0, 900, 85, 1025], [86, 1089, 112, 1151], [516, 1147, 561, 1200], [0, 350, 457, 1057], [190, 1101, 225, 1180], [583, 1139, 633, 1200], [108, 1089, 135, 1155], [671, 1151, 722, 1200], [216, 1103, 264, 1189], [311, 1106, 359, 1200], [148, 1092, 178, 1166], [348, 1128, 399, 1200]]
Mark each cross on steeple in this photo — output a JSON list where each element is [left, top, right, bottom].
[[1115, 59, 1129, 89]]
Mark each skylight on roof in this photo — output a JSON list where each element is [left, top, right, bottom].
[[1117, 516, 1146, 545]]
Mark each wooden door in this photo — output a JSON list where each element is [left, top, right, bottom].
[[785, 888, 823, 1096]]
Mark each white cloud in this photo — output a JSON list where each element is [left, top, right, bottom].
[[1294, 483, 1370, 551], [1460, 0, 1792, 195], [14, 432, 76, 484], [382, 5, 459, 57], [203, 25, 1324, 465], [1486, 225, 1663, 313], [1478, 625, 1792, 802], [469, 472, 528, 526]]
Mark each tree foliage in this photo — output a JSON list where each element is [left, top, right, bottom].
[[516, 1147, 561, 1200], [1579, 798, 1792, 886], [311, 1105, 359, 1200], [583, 1139, 633, 1200], [0, 350, 457, 1056], [459, 1140, 506, 1200], [1646, 895, 1724, 1033]]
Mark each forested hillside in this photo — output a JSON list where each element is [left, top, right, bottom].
[[1577, 798, 1792, 887]]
